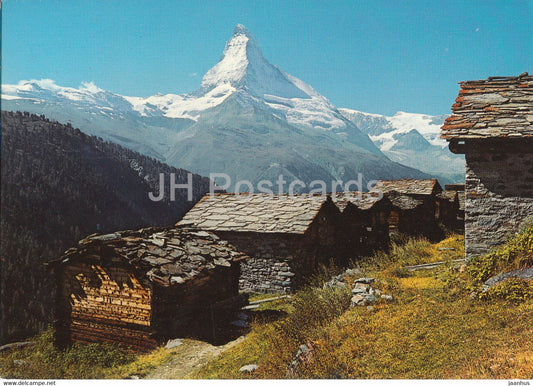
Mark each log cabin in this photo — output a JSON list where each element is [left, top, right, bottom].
[[371, 179, 445, 240], [48, 227, 246, 351], [332, 192, 392, 258], [177, 193, 341, 293], [441, 73, 533, 258], [444, 183, 466, 232], [437, 190, 461, 232]]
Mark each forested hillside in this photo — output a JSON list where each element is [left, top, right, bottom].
[[0, 111, 212, 344]]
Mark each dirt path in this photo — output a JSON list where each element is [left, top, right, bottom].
[[144, 336, 246, 379]]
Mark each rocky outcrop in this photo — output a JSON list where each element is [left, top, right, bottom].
[[482, 267, 533, 292], [350, 277, 393, 307], [323, 268, 362, 289]]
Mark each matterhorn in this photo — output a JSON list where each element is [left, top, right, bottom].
[[2, 24, 430, 190]]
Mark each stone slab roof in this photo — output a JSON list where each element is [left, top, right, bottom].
[[386, 192, 424, 211], [331, 192, 385, 212], [178, 193, 330, 234], [441, 73, 533, 139], [48, 227, 246, 287], [370, 179, 441, 196], [438, 190, 458, 203], [445, 183, 465, 192]]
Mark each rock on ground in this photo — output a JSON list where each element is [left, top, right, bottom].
[[287, 342, 314, 377], [165, 338, 184, 349], [482, 267, 533, 292], [239, 364, 258, 373], [350, 277, 393, 307], [353, 277, 375, 285], [323, 268, 363, 289]]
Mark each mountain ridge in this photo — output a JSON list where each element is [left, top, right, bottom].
[[2, 25, 440, 190], [338, 108, 465, 184]]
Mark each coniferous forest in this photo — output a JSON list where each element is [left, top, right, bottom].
[[0, 111, 212, 344]]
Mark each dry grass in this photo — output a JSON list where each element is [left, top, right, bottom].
[[104, 346, 178, 379], [4, 233, 532, 379], [193, 234, 533, 379], [303, 274, 533, 379], [355, 234, 464, 275]]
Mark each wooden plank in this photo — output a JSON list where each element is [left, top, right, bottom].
[[404, 259, 466, 271], [0, 341, 36, 352], [248, 295, 291, 305]]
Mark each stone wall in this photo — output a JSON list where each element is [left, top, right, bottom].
[[465, 142, 533, 258], [216, 202, 340, 293], [216, 232, 302, 293]]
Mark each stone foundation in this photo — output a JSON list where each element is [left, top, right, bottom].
[[214, 228, 336, 293], [239, 258, 294, 293]]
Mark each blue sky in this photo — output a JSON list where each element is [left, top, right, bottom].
[[2, 0, 532, 115]]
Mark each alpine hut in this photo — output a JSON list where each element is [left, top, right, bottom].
[[177, 193, 341, 293], [48, 227, 246, 351], [441, 73, 533, 257]]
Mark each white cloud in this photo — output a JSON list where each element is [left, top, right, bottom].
[[20, 78, 61, 91], [80, 81, 104, 93]]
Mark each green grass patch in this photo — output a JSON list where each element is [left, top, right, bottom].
[[467, 224, 533, 289], [483, 278, 533, 303], [0, 327, 135, 379], [0, 327, 178, 379]]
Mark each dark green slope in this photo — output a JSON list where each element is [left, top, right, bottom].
[[0, 111, 211, 343]]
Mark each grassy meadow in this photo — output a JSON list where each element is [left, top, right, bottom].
[[1, 227, 532, 379]]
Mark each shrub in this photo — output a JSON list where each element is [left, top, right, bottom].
[[358, 237, 433, 271], [467, 224, 533, 288], [389, 232, 411, 245], [306, 259, 343, 288], [483, 278, 533, 302], [276, 286, 351, 343]]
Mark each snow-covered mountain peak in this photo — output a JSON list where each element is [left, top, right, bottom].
[[4, 79, 107, 99], [79, 81, 104, 94], [2, 23, 464, 186], [200, 24, 308, 99], [338, 108, 449, 150], [2, 79, 63, 96], [233, 23, 254, 38]]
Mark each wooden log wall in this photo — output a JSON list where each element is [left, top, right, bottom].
[[151, 263, 240, 342], [387, 210, 400, 236], [55, 261, 158, 351]]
